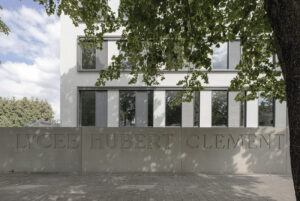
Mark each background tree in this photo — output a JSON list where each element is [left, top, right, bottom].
[[0, 97, 55, 127], [1, 0, 300, 199], [0, 6, 9, 35]]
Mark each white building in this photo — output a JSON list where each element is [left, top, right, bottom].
[[60, 13, 287, 129]]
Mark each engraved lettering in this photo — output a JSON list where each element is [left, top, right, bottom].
[[203, 134, 212, 149], [37, 134, 52, 148], [216, 134, 225, 149], [186, 134, 199, 149], [55, 134, 66, 149], [68, 134, 80, 149], [106, 133, 118, 149], [16, 134, 30, 149], [276, 134, 285, 149], [227, 134, 241, 149], [135, 134, 146, 149], [121, 134, 132, 149], [248, 134, 257, 149], [260, 134, 271, 149], [90, 133, 103, 149]]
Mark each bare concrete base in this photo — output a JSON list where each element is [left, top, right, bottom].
[[0, 173, 295, 201]]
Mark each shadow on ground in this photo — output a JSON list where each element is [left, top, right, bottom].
[[0, 173, 295, 201]]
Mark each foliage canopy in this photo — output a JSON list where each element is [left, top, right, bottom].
[[0, 97, 55, 127], [32, 0, 285, 102]]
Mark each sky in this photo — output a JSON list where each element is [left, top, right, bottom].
[[0, 0, 60, 120]]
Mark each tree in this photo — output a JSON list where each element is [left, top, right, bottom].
[[2, 0, 300, 199], [0, 6, 9, 35], [0, 97, 55, 127]]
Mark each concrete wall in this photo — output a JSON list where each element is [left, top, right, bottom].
[[0, 127, 290, 174], [0, 128, 81, 173]]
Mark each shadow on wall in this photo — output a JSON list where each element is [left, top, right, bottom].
[[0, 127, 290, 175], [175, 127, 289, 174], [153, 97, 164, 127]]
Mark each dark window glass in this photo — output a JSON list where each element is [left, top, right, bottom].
[[82, 43, 96, 69], [212, 91, 228, 126], [119, 91, 136, 127], [148, 91, 153, 126], [212, 43, 228, 69], [240, 100, 246, 127], [166, 91, 182, 126], [80, 91, 95, 126], [259, 96, 274, 126], [194, 91, 200, 127]]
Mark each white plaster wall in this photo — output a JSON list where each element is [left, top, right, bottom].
[[182, 99, 194, 127], [200, 91, 212, 127], [275, 100, 287, 128], [107, 90, 119, 127], [247, 99, 259, 127]]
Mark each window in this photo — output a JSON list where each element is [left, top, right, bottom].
[[119, 90, 153, 127], [80, 91, 95, 126], [259, 96, 274, 126], [148, 91, 153, 127], [194, 91, 200, 127], [80, 90, 108, 127], [82, 42, 96, 70], [212, 43, 228, 69], [166, 91, 182, 126], [212, 91, 228, 126], [78, 38, 108, 70], [240, 100, 246, 127], [119, 91, 136, 127]]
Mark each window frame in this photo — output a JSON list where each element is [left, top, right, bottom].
[[77, 36, 109, 72]]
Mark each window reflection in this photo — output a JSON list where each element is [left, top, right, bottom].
[[80, 91, 95, 126], [166, 91, 182, 126], [119, 91, 136, 127], [240, 100, 246, 127], [212, 43, 228, 69], [212, 91, 228, 126], [259, 95, 274, 126], [82, 42, 96, 69], [194, 92, 200, 127]]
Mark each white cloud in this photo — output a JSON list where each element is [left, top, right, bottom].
[[0, 6, 60, 120]]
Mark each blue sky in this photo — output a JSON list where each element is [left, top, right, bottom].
[[0, 0, 60, 120], [1, 0, 44, 10]]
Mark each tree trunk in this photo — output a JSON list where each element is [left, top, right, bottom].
[[265, 0, 300, 200]]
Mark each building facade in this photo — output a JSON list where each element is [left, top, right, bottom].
[[60, 14, 287, 129]]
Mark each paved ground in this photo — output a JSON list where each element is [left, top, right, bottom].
[[0, 173, 295, 201]]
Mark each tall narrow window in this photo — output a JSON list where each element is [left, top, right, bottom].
[[82, 42, 96, 69], [119, 91, 136, 127], [194, 91, 200, 127], [148, 91, 153, 127], [212, 91, 228, 126], [240, 100, 246, 127], [259, 96, 274, 126], [166, 91, 182, 126], [212, 43, 228, 69], [80, 91, 95, 126]]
